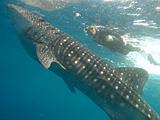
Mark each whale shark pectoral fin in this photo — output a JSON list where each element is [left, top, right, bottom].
[[36, 44, 56, 69], [36, 44, 66, 70], [116, 67, 148, 93]]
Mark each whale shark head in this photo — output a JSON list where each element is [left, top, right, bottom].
[[7, 4, 53, 44]]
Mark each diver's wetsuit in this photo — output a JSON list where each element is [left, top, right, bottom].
[[92, 29, 141, 55]]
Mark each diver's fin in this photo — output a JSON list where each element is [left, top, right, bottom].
[[36, 44, 56, 69], [116, 67, 148, 93]]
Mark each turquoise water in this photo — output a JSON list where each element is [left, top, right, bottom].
[[0, 0, 160, 120]]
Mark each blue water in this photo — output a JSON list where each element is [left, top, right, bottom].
[[0, 0, 160, 120]]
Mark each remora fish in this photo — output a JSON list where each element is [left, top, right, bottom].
[[8, 4, 160, 120]]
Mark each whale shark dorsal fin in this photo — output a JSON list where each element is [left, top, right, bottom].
[[36, 44, 56, 69], [116, 67, 148, 93]]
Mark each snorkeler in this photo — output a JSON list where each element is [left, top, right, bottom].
[[85, 25, 141, 55], [86, 25, 160, 66]]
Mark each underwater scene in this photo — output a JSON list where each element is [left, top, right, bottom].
[[0, 0, 160, 120]]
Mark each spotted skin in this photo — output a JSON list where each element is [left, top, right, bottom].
[[8, 4, 160, 120]]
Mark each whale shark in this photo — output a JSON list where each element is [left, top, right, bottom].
[[8, 4, 160, 120]]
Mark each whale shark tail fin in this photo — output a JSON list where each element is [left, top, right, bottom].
[[116, 67, 148, 94]]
